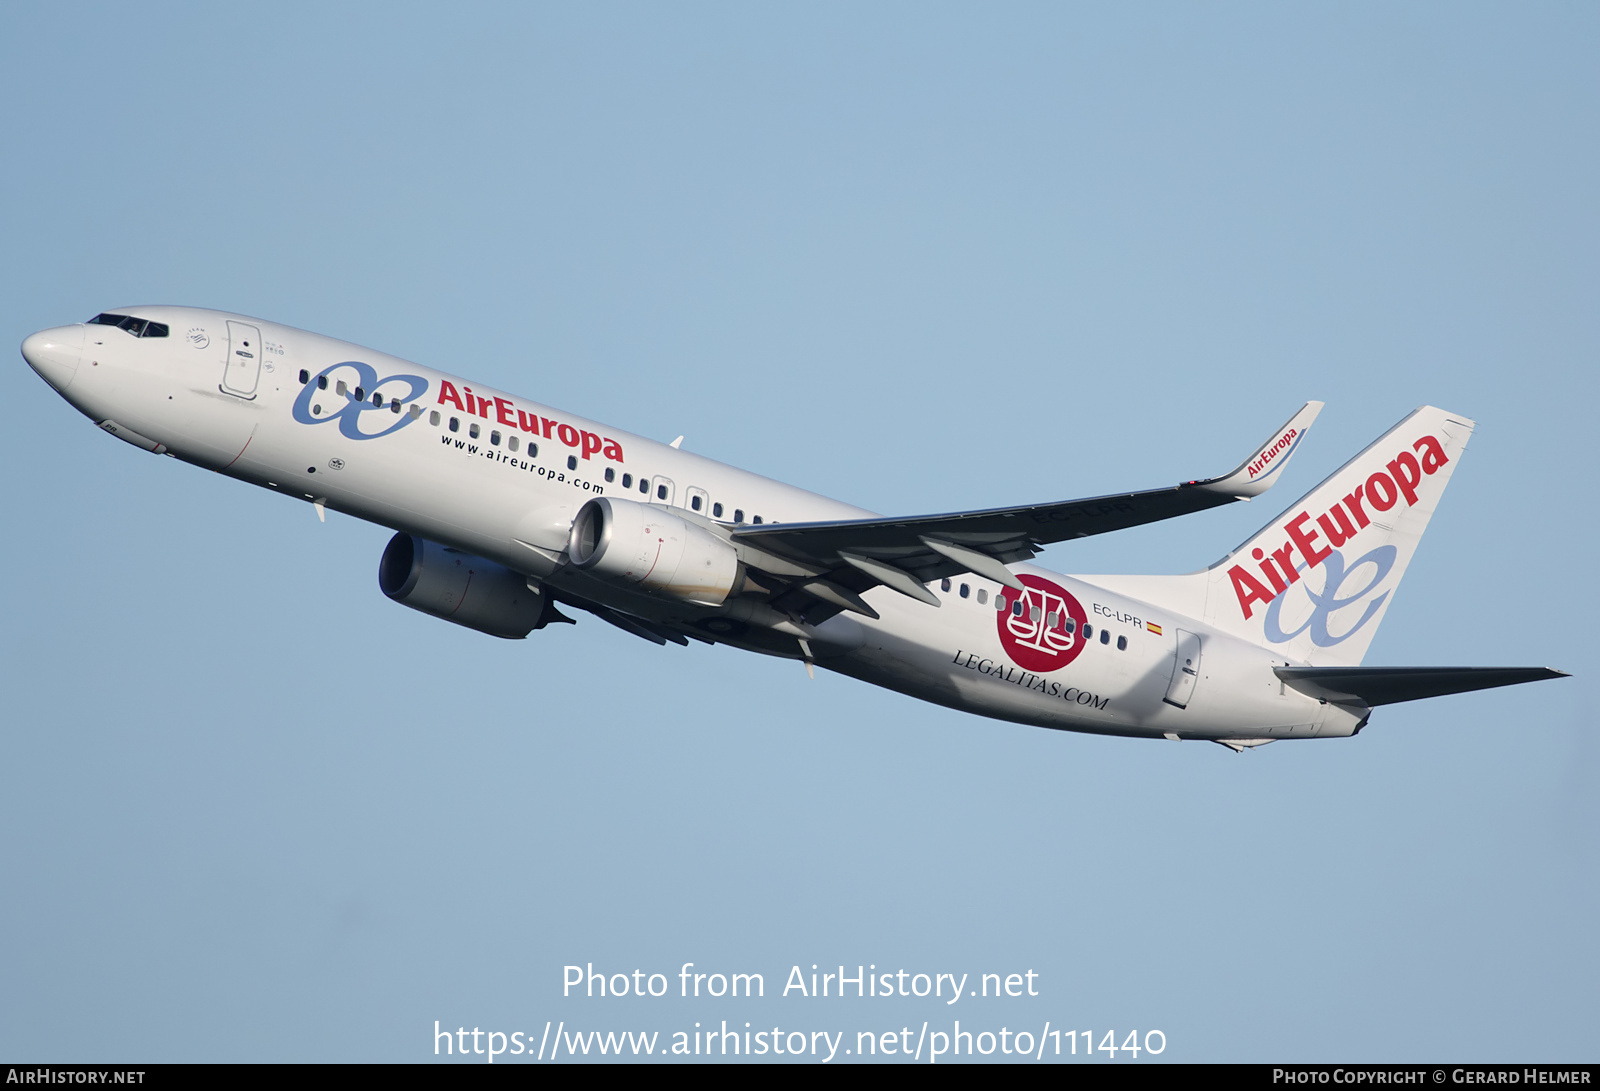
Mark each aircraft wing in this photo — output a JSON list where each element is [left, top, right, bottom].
[[729, 402, 1323, 622]]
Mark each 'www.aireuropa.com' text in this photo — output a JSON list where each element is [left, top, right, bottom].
[[434, 1021, 1166, 1062]]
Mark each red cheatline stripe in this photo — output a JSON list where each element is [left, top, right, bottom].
[[222, 429, 256, 469]]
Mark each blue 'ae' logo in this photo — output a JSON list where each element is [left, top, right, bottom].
[[291, 362, 430, 440], [1262, 545, 1397, 648]]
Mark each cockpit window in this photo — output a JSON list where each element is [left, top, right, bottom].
[[86, 314, 168, 338], [90, 313, 138, 333], [88, 313, 143, 334]]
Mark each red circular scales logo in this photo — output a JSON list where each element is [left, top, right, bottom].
[[996, 574, 1090, 672]]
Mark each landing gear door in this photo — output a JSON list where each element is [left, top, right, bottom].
[[221, 321, 263, 399], [1163, 629, 1203, 709]]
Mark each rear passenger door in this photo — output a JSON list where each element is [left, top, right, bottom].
[[1163, 629, 1203, 709]]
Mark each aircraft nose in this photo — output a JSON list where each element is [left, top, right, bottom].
[[22, 325, 85, 392]]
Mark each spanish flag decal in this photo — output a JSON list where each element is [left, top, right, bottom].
[[1146, 622, 1163, 636]]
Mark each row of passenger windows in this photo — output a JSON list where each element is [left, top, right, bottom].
[[938, 578, 1130, 651], [88, 313, 169, 338], [290, 372, 1125, 632], [295, 369, 771, 524], [592, 466, 765, 523]]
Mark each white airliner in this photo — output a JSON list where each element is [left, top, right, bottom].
[[21, 307, 1565, 749]]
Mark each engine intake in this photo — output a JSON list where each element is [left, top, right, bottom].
[[567, 497, 738, 606], [379, 534, 560, 638]]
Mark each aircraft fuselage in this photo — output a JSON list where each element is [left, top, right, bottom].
[[20, 306, 1380, 744]]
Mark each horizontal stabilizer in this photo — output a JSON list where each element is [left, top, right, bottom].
[[1275, 666, 1568, 707]]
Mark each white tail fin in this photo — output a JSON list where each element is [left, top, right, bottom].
[[1205, 406, 1474, 665], [1085, 407, 1475, 666]]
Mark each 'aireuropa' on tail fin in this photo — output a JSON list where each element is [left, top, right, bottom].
[[1196, 406, 1474, 666]]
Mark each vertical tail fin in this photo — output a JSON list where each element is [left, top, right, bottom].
[[1198, 406, 1474, 665]]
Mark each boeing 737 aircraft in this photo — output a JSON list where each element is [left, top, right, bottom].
[[21, 307, 1565, 749]]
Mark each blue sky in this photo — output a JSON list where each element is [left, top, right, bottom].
[[2, 2, 1595, 1062]]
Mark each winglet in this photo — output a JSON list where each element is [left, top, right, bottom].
[[1195, 401, 1323, 499]]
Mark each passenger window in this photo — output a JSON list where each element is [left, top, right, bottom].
[[1047, 612, 1057, 626], [1117, 635, 1127, 651], [529, 443, 538, 457], [976, 589, 987, 605], [605, 468, 615, 482], [354, 386, 365, 401], [713, 502, 723, 518], [429, 410, 440, 426], [390, 399, 402, 413], [469, 423, 481, 439], [752, 515, 763, 524], [1012, 600, 1023, 617], [508, 436, 519, 452], [568, 456, 578, 470], [734, 509, 745, 523], [372, 392, 383, 407], [337, 381, 348, 395], [1030, 606, 1041, 622], [691, 495, 702, 511], [1083, 624, 1093, 639], [318, 375, 328, 390], [1100, 629, 1110, 645], [449, 417, 459, 432], [1064, 619, 1075, 633], [639, 479, 648, 494], [622, 473, 633, 488], [657, 483, 668, 500], [940, 578, 951, 592], [960, 583, 970, 598], [490, 430, 501, 446], [408, 404, 421, 420], [298, 369, 309, 384]]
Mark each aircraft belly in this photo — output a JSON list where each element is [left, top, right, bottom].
[[834, 571, 1361, 741], [840, 601, 1149, 736]]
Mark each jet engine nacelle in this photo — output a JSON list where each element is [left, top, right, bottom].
[[378, 533, 560, 639], [567, 497, 739, 606]]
